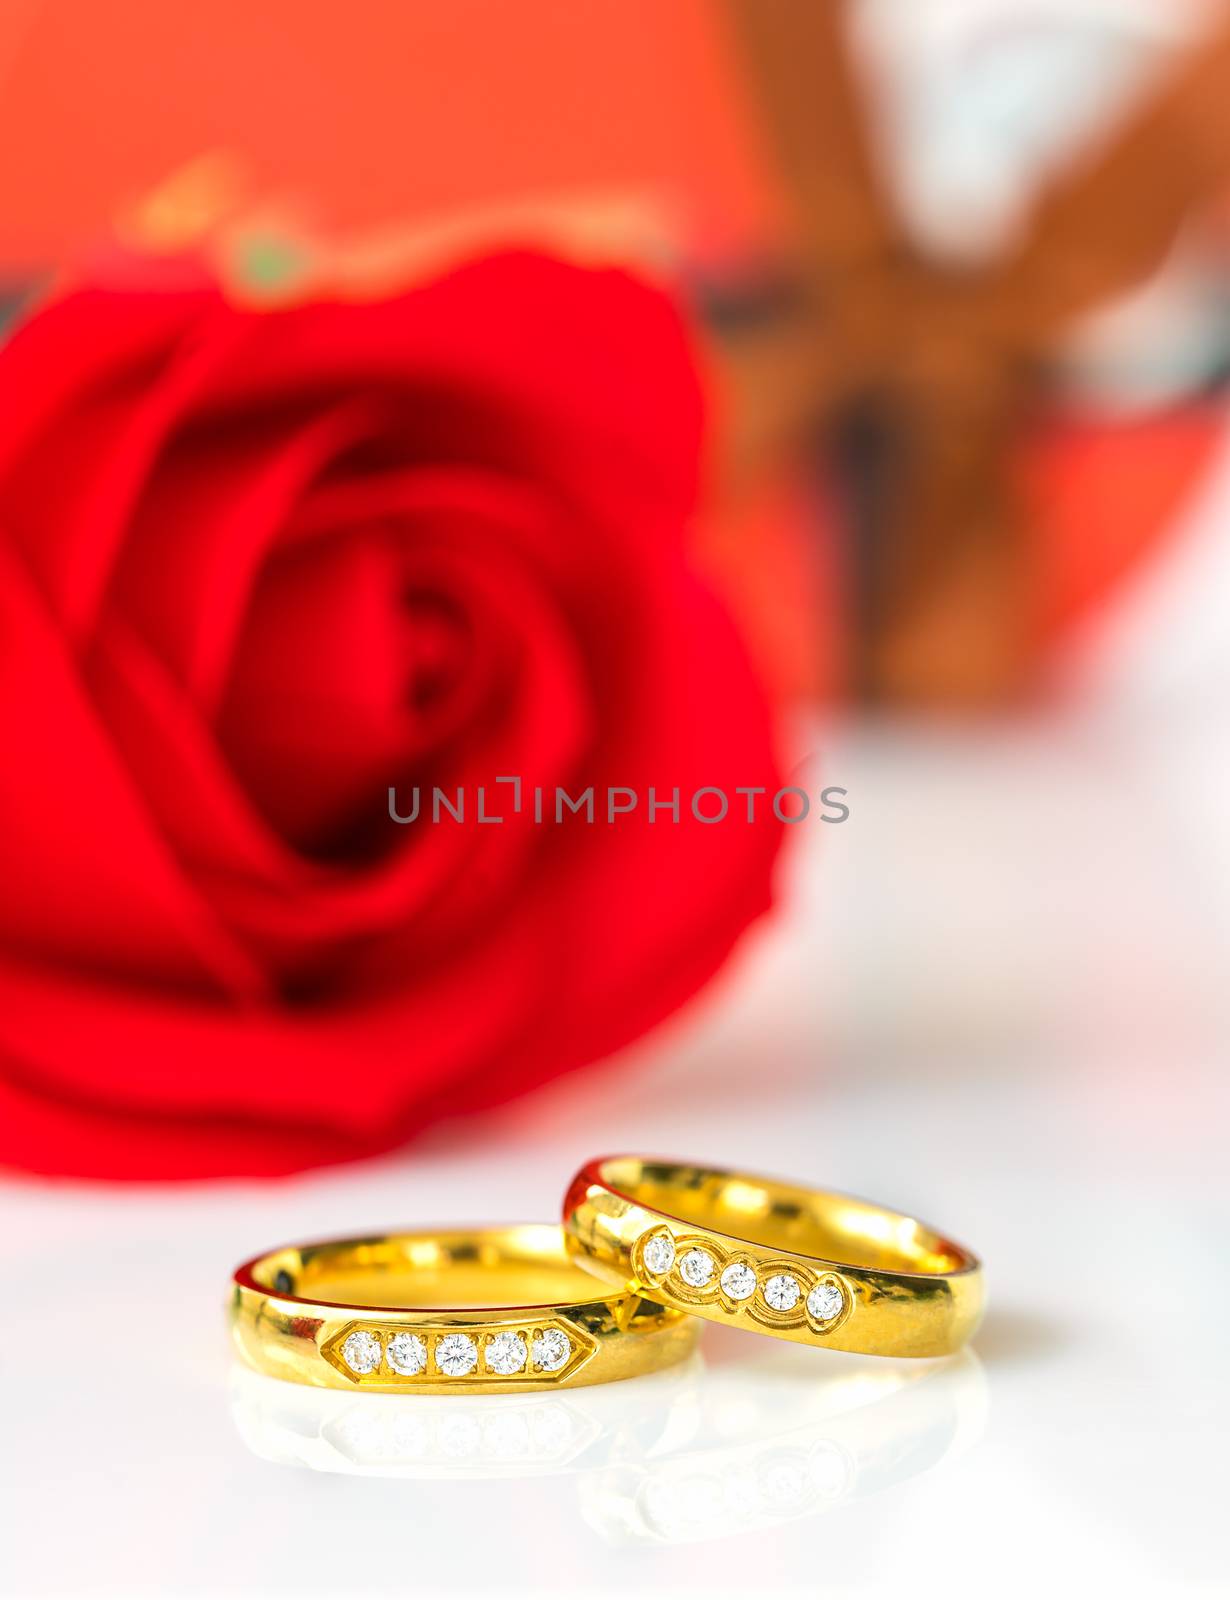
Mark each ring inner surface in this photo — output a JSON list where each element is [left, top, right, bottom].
[[600, 1159, 968, 1275], [251, 1224, 609, 1309]]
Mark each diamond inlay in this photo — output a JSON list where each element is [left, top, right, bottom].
[[341, 1330, 382, 1374], [436, 1334, 478, 1376], [531, 1328, 570, 1372], [720, 1262, 757, 1301], [807, 1281, 845, 1323], [641, 1231, 675, 1276], [386, 1332, 427, 1375], [763, 1273, 801, 1312], [678, 1248, 715, 1288], [485, 1331, 527, 1376]]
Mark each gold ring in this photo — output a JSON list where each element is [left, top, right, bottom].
[[562, 1157, 984, 1358], [230, 1223, 699, 1393]]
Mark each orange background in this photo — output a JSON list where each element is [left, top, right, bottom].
[[0, 0, 771, 267]]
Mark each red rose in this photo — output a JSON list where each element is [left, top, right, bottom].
[[0, 252, 781, 1179]]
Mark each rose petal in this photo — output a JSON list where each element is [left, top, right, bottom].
[[89, 518, 592, 975], [0, 546, 779, 1170], [213, 531, 593, 962], [0, 255, 781, 1179], [109, 397, 386, 707], [0, 544, 268, 996], [0, 921, 539, 1138], [0, 287, 241, 637], [194, 252, 702, 531]]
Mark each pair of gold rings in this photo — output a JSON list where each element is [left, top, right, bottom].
[[230, 1157, 984, 1394]]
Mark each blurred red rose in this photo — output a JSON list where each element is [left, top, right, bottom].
[[0, 252, 781, 1179]]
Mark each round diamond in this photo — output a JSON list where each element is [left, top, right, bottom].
[[531, 1328, 571, 1372], [763, 1273, 801, 1312], [341, 1330, 382, 1374], [641, 1231, 675, 1276], [386, 1332, 427, 1376], [435, 1333, 478, 1376], [485, 1331, 527, 1376], [720, 1261, 757, 1301], [678, 1248, 715, 1288], [807, 1281, 845, 1323]]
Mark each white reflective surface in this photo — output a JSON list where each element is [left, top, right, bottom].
[[3, 671, 1229, 1593], [230, 1346, 985, 1524]]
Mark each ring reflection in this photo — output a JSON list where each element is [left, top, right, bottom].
[[230, 1336, 986, 1543]]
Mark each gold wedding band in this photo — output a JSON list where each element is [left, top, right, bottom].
[[230, 1223, 698, 1393], [562, 1157, 984, 1358]]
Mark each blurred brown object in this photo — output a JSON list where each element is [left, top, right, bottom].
[[719, 1, 1230, 707]]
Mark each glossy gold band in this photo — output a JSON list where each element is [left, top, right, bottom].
[[230, 1223, 700, 1393], [562, 1157, 984, 1358]]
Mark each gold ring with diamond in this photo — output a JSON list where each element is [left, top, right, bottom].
[[230, 1223, 700, 1392], [562, 1157, 984, 1358]]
